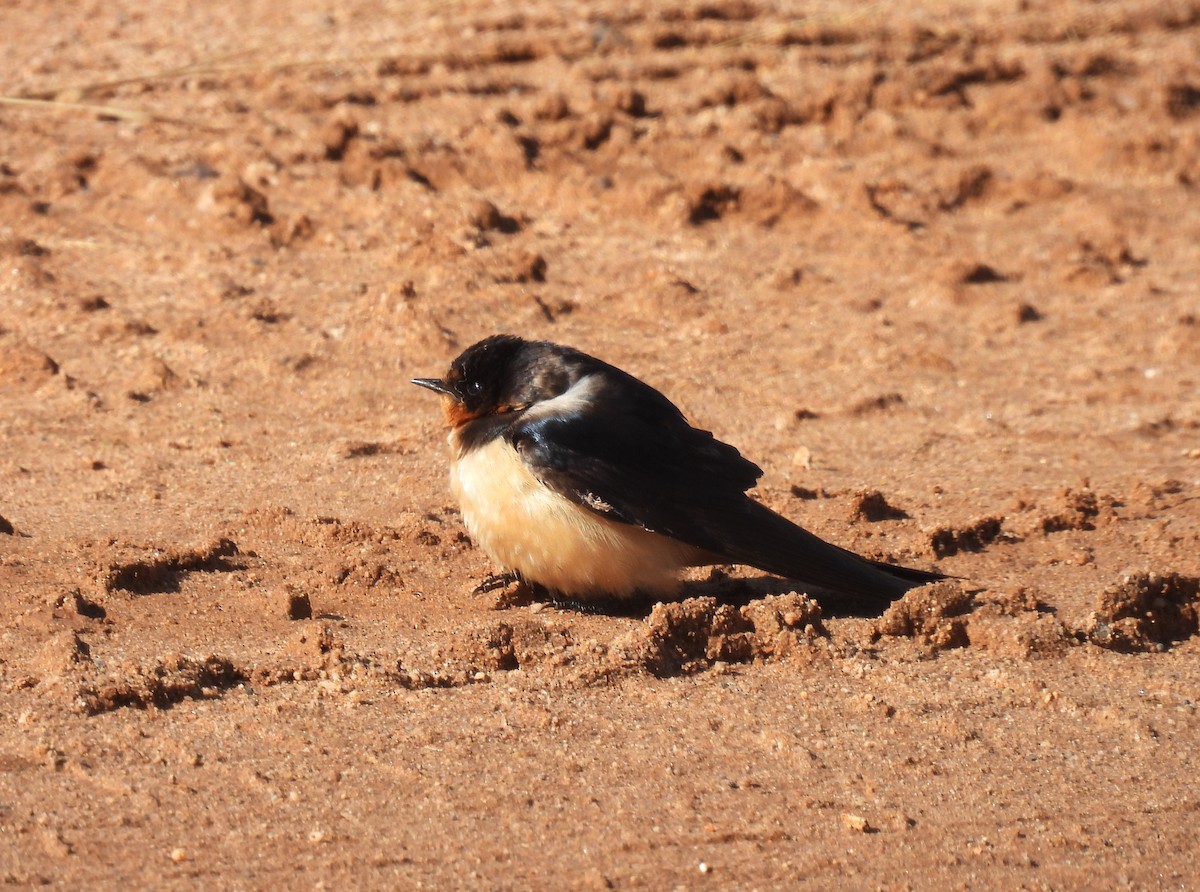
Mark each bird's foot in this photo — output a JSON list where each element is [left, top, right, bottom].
[[473, 572, 538, 610], [473, 572, 521, 595]]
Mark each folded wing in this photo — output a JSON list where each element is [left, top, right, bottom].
[[508, 373, 940, 601]]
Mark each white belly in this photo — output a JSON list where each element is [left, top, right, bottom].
[[449, 435, 699, 598]]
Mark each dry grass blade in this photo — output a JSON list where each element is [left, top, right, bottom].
[[14, 43, 405, 104], [13, 46, 273, 102], [0, 94, 209, 128], [1, 39, 441, 131]]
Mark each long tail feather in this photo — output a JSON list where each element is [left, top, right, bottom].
[[714, 500, 944, 603]]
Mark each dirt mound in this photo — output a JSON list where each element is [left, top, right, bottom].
[[1085, 573, 1200, 652], [608, 593, 826, 676], [872, 582, 973, 649]]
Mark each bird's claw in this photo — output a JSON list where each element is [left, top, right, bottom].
[[473, 572, 522, 595]]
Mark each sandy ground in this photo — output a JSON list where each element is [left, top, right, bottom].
[[2, 0, 1200, 887]]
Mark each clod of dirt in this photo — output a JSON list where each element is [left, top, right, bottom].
[[611, 598, 741, 676], [197, 175, 273, 226], [952, 262, 1009, 285], [1039, 484, 1111, 533], [693, 70, 771, 109], [0, 236, 49, 257], [269, 213, 315, 248], [47, 151, 97, 197], [54, 589, 106, 620], [1016, 302, 1043, 323], [462, 197, 520, 234], [606, 85, 648, 117], [321, 117, 359, 161], [578, 112, 614, 150], [847, 392, 904, 415], [1062, 235, 1145, 286], [34, 630, 93, 676], [1084, 573, 1200, 652], [850, 490, 909, 522], [293, 623, 342, 656], [0, 336, 59, 390], [789, 485, 830, 501], [78, 654, 248, 714], [741, 178, 820, 228], [471, 622, 520, 671], [768, 266, 805, 291], [4, 251, 56, 288], [125, 355, 181, 402], [981, 586, 1049, 616], [269, 624, 345, 683], [103, 538, 240, 595], [686, 184, 740, 225], [490, 248, 546, 283], [332, 439, 407, 460], [610, 594, 826, 677], [440, 617, 578, 674], [872, 582, 973, 649], [1165, 83, 1200, 120], [739, 594, 826, 659], [928, 516, 1004, 558], [531, 92, 570, 121], [531, 293, 574, 323], [1125, 477, 1187, 512], [964, 589, 1072, 658], [275, 585, 313, 621], [842, 813, 875, 834], [965, 613, 1072, 659], [865, 164, 993, 227]]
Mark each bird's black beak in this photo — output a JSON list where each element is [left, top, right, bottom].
[[412, 378, 461, 401]]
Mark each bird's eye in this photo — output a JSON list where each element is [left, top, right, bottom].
[[463, 380, 483, 397]]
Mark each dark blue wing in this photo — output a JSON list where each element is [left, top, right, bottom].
[[507, 369, 760, 537], [507, 371, 942, 599]]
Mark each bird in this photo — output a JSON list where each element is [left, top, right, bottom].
[[413, 334, 942, 606]]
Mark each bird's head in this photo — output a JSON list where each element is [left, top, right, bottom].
[[412, 334, 574, 427]]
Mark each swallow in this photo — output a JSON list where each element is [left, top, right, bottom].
[[413, 334, 942, 605]]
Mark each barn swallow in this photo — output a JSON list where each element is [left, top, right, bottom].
[[413, 335, 942, 605]]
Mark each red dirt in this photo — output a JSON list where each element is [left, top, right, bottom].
[[2, 1, 1199, 887]]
